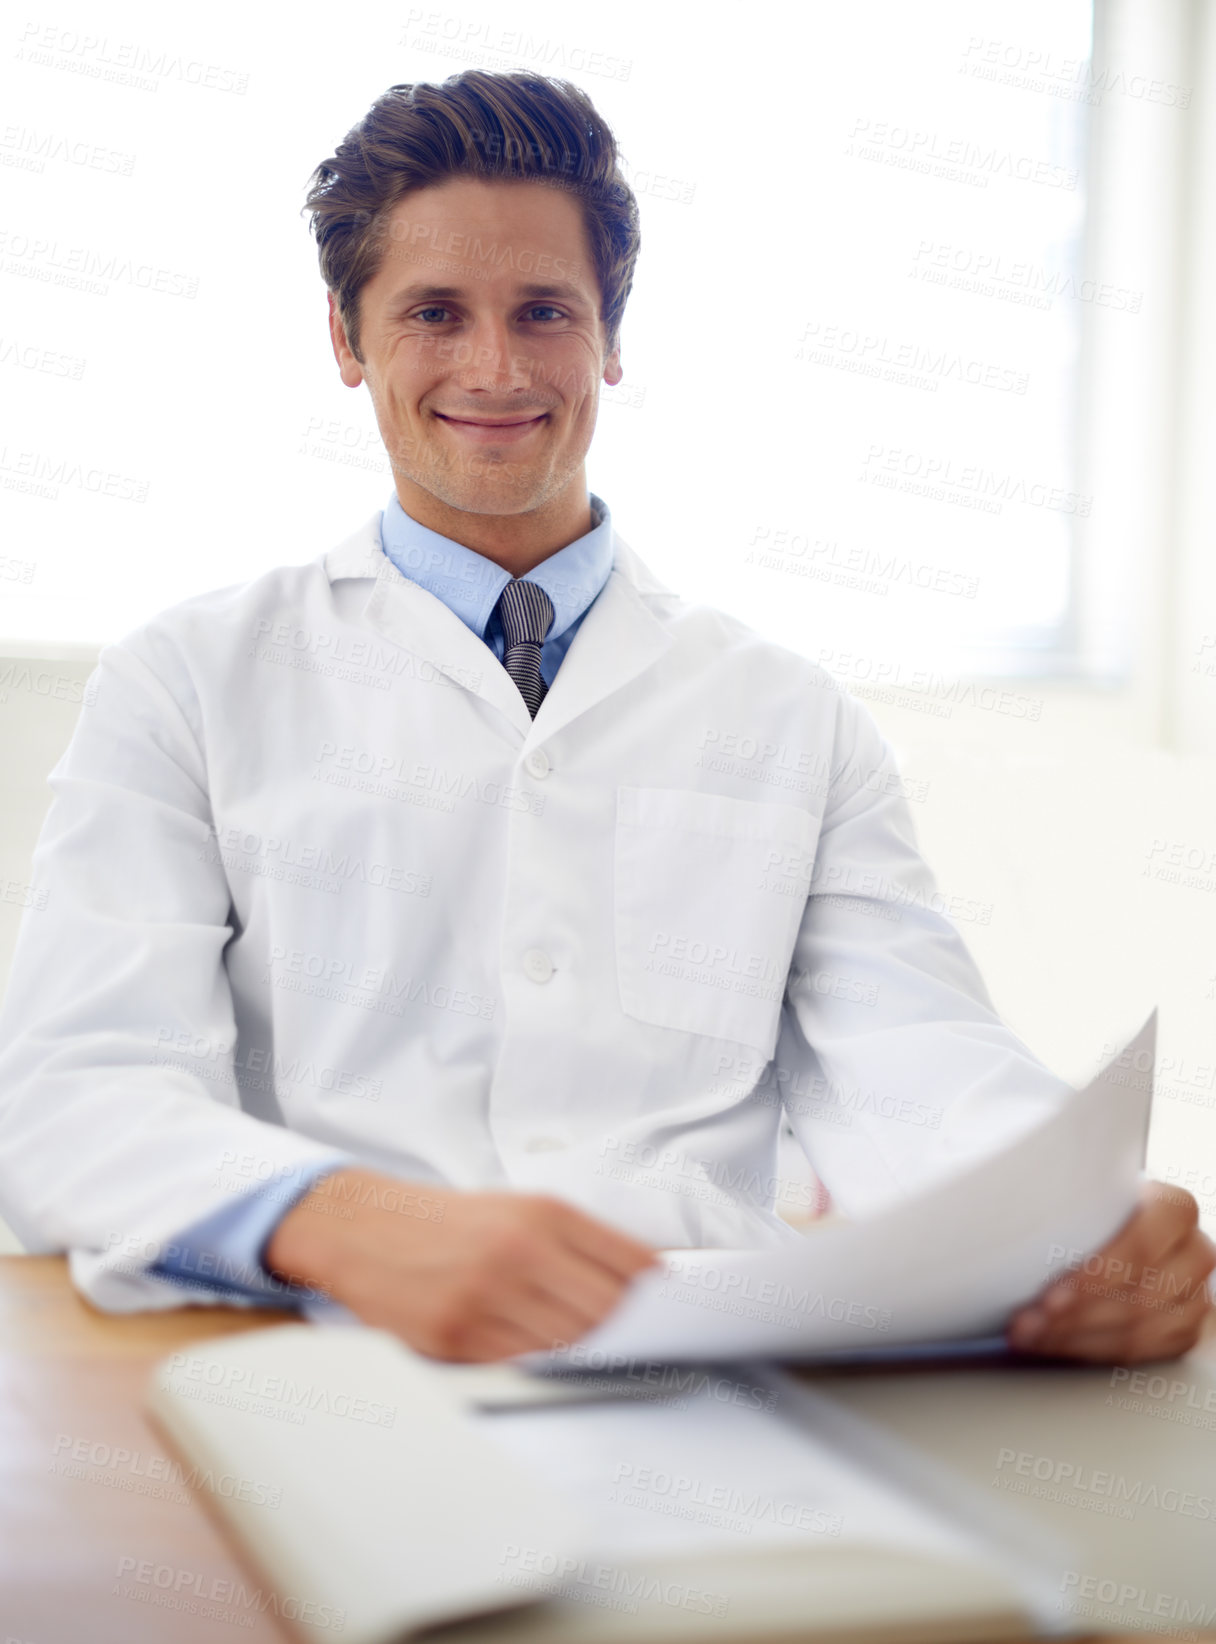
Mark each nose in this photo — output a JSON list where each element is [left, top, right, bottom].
[[453, 313, 536, 396]]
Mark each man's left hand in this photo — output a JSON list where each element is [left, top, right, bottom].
[[1007, 1181, 1216, 1363]]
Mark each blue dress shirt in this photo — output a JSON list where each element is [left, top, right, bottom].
[[149, 490, 616, 1303], [380, 489, 613, 687]]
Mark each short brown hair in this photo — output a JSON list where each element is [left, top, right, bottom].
[[304, 71, 640, 363]]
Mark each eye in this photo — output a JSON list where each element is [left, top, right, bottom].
[[525, 305, 564, 322], [414, 305, 454, 323]]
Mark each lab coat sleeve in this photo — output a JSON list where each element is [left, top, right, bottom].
[[0, 633, 364, 1313], [776, 687, 1073, 1216], [148, 1158, 352, 1305]]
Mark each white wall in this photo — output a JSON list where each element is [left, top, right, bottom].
[[0, 655, 96, 1250]]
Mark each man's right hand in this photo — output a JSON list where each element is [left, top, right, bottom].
[[263, 1167, 658, 1363]]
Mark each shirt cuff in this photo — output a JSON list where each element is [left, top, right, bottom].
[[147, 1155, 355, 1306]]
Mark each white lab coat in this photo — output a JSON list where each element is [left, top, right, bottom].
[[0, 512, 1070, 1312]]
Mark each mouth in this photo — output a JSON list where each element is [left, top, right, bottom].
[[433, 411, 549, 445]]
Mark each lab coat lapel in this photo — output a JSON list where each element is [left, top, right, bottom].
[[325, 513, 676, 742], [529, 533, 675, 743], [325, 515, 531, 733]]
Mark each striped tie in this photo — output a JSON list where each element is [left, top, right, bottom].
[[492, 578, 555, 718]]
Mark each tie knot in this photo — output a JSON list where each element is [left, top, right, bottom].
[[493, 578, 555, 649]]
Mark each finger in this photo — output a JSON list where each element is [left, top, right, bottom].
[[1009, 1283, 1200, 1351], [1033, 1231, 1216, 1326], [1140, 1178, 1203, 1227], [1087, 1184, 1201, 1279], [1034, 1284, 1211, 1348], [524, 1244, 637, 1332], [407, 1299, 555, 1363], [1020, 1310, 1208, 1365], [479, 1287, 602, 1357], [444, 1319, 541, 1364], [1037, 1297, 1202, 1344], [352, 1265, 574, 1362], [1040, 1276, 1211, 1337], [1036, 1232, 1192, 1315], [1012, 1285, 1212, 1362], [544, 1200, 660, 1280]]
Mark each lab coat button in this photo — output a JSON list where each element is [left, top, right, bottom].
[[524, 750, 550, 779], [522, 1135, 568, 1153], [522, 948, 555, 983]]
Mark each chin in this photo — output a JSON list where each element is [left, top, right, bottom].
[[452, 490, 550, 517], [423, 468, 558, 516]]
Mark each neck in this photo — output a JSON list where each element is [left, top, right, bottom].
[[393, 478, 594, 577]]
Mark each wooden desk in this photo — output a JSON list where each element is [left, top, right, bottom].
[[0, 1255, 297, 1644], [1, 1254, 1212, 1644]]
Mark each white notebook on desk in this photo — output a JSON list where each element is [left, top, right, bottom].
[[146, 1322, 1063, 1644]]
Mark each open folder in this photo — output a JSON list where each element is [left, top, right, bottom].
[[144, 1017, 1154, 1644]]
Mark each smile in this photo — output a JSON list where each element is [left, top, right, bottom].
[[433, 412, 548, 445]]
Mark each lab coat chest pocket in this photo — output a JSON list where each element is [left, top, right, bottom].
[[613, 786, 821, 1055]]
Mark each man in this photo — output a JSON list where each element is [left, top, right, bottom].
[[0, 71, 1211, 1365]]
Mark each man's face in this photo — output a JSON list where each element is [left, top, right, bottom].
[[330, 177, 622, 533]]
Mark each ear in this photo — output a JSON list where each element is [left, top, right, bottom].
[[329, 293, 364, 388], [603, 342, 623, 388]]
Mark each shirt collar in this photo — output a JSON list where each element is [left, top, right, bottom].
[[378, 491, 615, 643]]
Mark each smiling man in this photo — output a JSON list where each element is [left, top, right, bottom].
[[330, 173, 620, 569], [0, 71, 1211, 1365]]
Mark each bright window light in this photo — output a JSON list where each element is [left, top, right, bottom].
[[1, 0, 1093, 676]]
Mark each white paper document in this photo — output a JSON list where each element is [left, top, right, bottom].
[[541, 1015, 1154, 1366]]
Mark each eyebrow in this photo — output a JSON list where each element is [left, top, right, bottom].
[[389, 282, 587, 307]]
